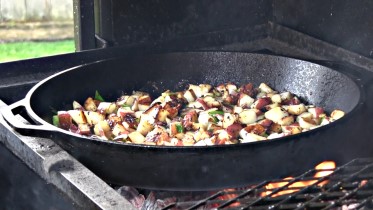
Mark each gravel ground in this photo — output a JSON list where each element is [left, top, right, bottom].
[[0, 21, 74, 43]]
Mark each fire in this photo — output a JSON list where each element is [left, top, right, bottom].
[[262, 161, 336, 197]]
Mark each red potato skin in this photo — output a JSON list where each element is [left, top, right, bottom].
[[283, 97, 301, 105], [138, 95, 152, 105], [121, 113, 138, 129], [244, 124, 266, 135], [255, 97, 271, 110], [164, 97, 184, 118], [239, 83, 256, 97], [58, 112, 72, 130], [183, 110, 198, 130], [196, 98, 210, 110], [259, 119, 273, 127], [226, 123, 242, 139], [314, 107, 324, 118]]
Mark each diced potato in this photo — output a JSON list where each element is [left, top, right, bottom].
[[138, 95, 152, 105], [256, 92, 266, 99], [73, 101, 83, 110], [188, 84, 203, 98], [182, 132, 195, 146], [144, 104, 160, 119], [299, 117, 317, 129], [198, 110, 214, 129], [223, 113, 236, 128], [296, 112, 313, 122], [117, 107, 135, 117], [78, 123, 91, 135], [84, 97, 97, 111], [151, 96, 165, 106], [238, 93, 255, 108], [126, 96, 136, 106], [98, 120, 111, 132], [112, 124, 127, 136], [269, 122, 282, 133], [270, 94, 282, 103], [199, 84, 212, 94], [136, 114, 155, 136], [320, 117, 331, 125], [308, 107, 324, 118], [169, 122, 183, 136], [239, 129, 267, 143], [238, 109, 257, 124], [258, 83, 274, 93], [184, 89, 197, 102], [97, 102, 118, 114], [203, 96, 220, 107], [128, 131, 145, 144], [287, 104, 307, 115], [131, 98, 139, 111], [277, 115, 294, 126], [138, 104, 150, 111], [282, 124, 302, 135], [233, 106, 243, 114], [267, 132, 285, 139], [264, 107, 289, 124], [57, 111, 72, 130], [84, 111, 105, 126], [226, 83, 238, 94], [68, 110, 87, 124], [157, 109, 169, 122], [251, 97, 271, 109], [331, 109, 345, 121], [265, 103, 280, 110], [280, 92, 292, 101], [134, 111, 144, 119]]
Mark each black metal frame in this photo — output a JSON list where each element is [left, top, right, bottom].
[[73, 0, 96, 50]]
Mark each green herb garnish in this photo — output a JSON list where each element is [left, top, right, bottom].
[[52, 115, 60, 127], [208, 110, 224, 116], [212, 116, 219, 123], [176, 124, 184, 133], [95, 90, 105, 102]]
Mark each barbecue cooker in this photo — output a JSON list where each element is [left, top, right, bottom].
[[1, 0, 373, 209]]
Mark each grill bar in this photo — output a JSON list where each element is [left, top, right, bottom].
[[0, 100, 135, 210], [161, 158, 373, 210]]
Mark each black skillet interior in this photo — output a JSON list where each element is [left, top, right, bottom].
[[25, 52, 361, 190], [31, 52, 359, 117]]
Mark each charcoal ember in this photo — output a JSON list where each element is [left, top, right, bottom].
[[142, 190, 213, 210], [117, 186, 145, 209]]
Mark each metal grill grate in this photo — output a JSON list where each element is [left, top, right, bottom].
[[162, 158, 373, 210]]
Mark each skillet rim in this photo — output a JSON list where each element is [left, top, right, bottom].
[[23, 51, 363, 151]]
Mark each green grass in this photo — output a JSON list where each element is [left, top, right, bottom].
[[0, 40, 75, 62]]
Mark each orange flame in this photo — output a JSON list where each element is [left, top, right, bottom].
[[216, 189, 241, 207], [262, 161, 336, 197]]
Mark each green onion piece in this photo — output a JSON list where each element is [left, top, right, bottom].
[[52, 115, 60, 127], [95, 90, 105, 102], [175, 124, 184, 133], [319, 116, 326, 125], [208, 110, 224, 116], [122, 103, 131, 108], [212, 116, 219, 123]]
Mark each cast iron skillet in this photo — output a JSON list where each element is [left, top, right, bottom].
[[1, 52, 361, 190]]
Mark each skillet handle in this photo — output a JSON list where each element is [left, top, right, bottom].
[[0, 99, 57, 132]]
